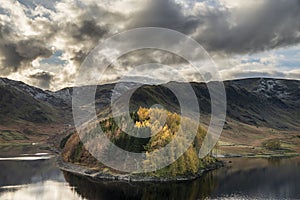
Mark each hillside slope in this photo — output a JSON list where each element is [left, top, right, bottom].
[[86, 78, 300, 130], [0, 78, 71, 144], [0, 77, 299, 150]]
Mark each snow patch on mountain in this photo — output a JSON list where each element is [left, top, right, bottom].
[[0, 78, 70, 107], [254, 79, 290, 99]]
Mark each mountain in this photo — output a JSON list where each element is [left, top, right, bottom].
[[0, 78, 72, 144], [1, 77, 299, 150], [224, 78, 300, 130], [79, 78, 300, 131]]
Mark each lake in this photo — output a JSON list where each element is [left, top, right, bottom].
[[0, 145, 299, 200]]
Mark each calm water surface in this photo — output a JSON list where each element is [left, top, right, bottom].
[[0, 145, 299, 200]]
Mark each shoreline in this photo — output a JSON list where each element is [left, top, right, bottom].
[[57, 153, 299, 183], [57, 157, 225, 183]]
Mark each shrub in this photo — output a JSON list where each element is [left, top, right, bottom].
[[264, 139, 281, 150]]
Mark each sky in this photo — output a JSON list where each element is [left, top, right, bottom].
[[0, 0, 299, 91]]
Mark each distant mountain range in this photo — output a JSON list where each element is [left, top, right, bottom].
[[0, 77, 299, 144]]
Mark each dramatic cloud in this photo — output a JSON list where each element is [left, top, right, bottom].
[[124, 0, 300, 54], [0, 38, 52, 74], [0, 0, 299, 90], [128, 0, 200, 34], [28, 70, 54, 89], [217, 45, 300, 81], [192, 0, 300, 54]]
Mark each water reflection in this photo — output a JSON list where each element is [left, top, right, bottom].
[[63, 171, 217, 200], [0, 144, 299, 200], [267, 156, 284, 166], [207, 158, 300, 199], [0, 181, 82, 200], [0, 158, 63, 187], [0, 156, 53, 161], [63, 157, 300, 200], [0, 145, 83, 200]]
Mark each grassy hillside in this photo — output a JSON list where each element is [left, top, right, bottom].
[[0, 85, 58, 124], [95, 79, 300, 131], [0, 80, 70, 144], [1, 77, 299, 155]]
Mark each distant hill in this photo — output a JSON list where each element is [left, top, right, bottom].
[[224, 78, 300, 130], [0, 77, 299, 146], [82, 78, 300, 131], [0, 78, 72, 144]]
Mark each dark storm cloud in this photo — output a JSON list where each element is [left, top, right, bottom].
[[65, 19, 109, 64], [109, 49, 188, 71], [192, 0, 300, 54], [70, 50, 88, 65], [0, 38, 52, 74], [62, 2, 123, 44], [66, 20, 108, 43], [128, 0, 200, 34], [127, 0, 300, 54], [56, 3, 122, 66], [29, 71, 54, 89]]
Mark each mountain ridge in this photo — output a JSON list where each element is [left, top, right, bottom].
[[0, 77, 299, 145]]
